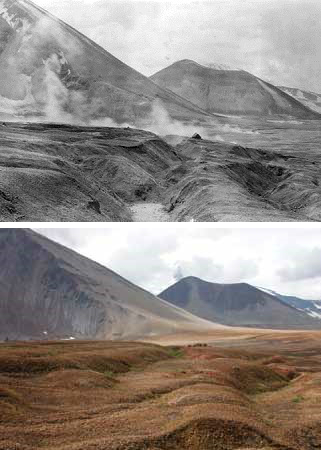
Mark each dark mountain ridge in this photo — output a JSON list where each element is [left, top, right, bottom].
[[151, 60, 320, 118], [0, 230, 218, 340], [159, 276, 321, 329]]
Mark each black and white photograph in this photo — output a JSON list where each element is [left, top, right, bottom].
[[0, 0, 321, 221]]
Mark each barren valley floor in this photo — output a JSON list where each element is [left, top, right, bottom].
[[1, 120, 321, 222], [1, 331, 321, 450]]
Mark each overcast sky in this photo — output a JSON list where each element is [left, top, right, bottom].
[[32, 0, 321, 92], [36, 227, 321, 300]]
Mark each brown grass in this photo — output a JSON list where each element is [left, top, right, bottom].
[[0, 333, 321, 449]]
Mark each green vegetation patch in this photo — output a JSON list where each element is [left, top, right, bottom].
[[167, 347, 184, 359]]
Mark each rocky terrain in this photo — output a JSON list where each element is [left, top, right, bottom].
[[0, 122, 183, 222], [151, 60, 320, 118], [0, 229, 218, 341], [1, 332, 321, 450], [159, 277, 321, 329], [165, 135, 321, 222], [2, 122, 321, 222], [0, 0, 209, 123]]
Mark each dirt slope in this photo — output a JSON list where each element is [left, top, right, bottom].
[[165, 137, 321, 222], [2, 122, 321, 222], [0, 123, 180, 222], [151, 60, 320, 118]]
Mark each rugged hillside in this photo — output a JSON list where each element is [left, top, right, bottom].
[[279, 86, 321, 114], [159, 276, 321, 329], [0, 122, 182, 222], [165, 136, 321, 222], [151, 60, 320, 118], [2, 122, 321, 222], [0, 0, 209, 123], [0, 230, 218, 340]]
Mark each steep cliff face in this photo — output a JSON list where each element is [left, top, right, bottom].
[[151, 60, 320, 118], [0, 0, 208, 122], [0, 230, 217, 340]]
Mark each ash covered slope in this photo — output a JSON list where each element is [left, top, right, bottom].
[[165, 137, 321, 222], [159, 276, 321, 329], [279, 86, 321, 114], [151, 60, 320, 118], [0, 0, 208, 122], [0, 230, 218, 340], [0, 123, 181, 222]]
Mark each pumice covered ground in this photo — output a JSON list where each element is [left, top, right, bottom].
[[1, 331, 321, 449], [1, 121, 321, 222]]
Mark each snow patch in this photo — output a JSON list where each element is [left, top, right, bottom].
[[306, 309, 321, 319], [207, 63, 241, 71], [256, 287, 277, 296]]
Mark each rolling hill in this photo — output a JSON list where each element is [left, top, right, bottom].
[[151, 60, 320, 118], [0, 230, 218, 341], [159, 276, 321, 329]]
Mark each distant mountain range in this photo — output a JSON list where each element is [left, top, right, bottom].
[[0, 230, 217, 341], [150, 60, 320, 118], [159, 276, 321, 329]]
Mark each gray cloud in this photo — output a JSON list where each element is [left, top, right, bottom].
[[173, 257, 223, 283], [258, 0, 321, 90], [35, 228, 88, 248], [223, 258, 259, 283], [277, 247, 321, 282], [34, 228, 321, 299], [173, 265, 184, 282]]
